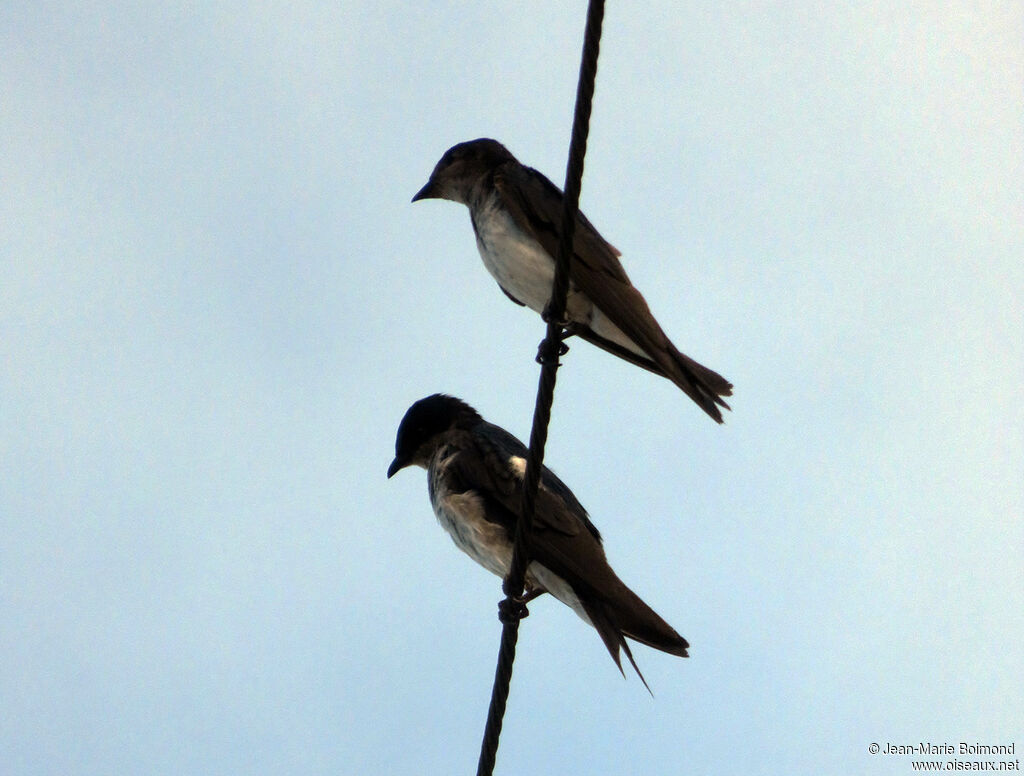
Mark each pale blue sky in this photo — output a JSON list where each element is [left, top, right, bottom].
[[2, 3, 1022, 774]]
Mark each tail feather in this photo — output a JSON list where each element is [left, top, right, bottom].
[[611, 583, 690, 658], [618, 640, 650, 695], [673, 346, 733, 399], [580, 597, 653, 694], [570, 325, 732, 423], [579, 587, 688, 694], [664, 344, 732, 423]]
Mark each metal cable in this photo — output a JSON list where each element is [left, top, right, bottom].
[[475, 3, 606, 774]]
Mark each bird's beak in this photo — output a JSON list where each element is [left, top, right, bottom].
[[411, 179, 438, 202], [387, 456, 407, 478]]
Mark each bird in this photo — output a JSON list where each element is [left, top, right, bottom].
[[387, 393, 689, 688], [412, 138, 732, 423]]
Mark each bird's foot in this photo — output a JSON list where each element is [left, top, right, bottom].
[[540, 303, 571, 327], [520, 588, 546, 604], [535, 336, 569, 366], [498, 596, 530, 624], [560, 322, 581, 340]]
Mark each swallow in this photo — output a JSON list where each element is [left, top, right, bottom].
[[413, 138, 733, 422], [387, 393, 689, 688]]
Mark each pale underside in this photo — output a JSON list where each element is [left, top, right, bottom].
[[427, 449, 590, 625], [472, 195, 646, 360]]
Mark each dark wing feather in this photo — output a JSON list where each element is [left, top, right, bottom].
[[493, 162, 670, 363], [439, 425, 617, 591], [469, 422, 600, 540], [493, 161, 732, 421], [442, 424, 688, 682]]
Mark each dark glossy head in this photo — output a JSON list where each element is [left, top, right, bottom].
[[387, 394, 483, 478], [412, 138, 516, 204]]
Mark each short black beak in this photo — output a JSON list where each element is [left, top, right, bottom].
[[411, 179, 437, 202], [387, 456, 406, 479]]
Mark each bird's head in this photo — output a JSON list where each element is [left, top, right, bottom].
[[412, 138, 514, 205], [387, 394, 483, 478]]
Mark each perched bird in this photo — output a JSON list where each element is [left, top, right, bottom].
[[413, 138, 732, 423], [387, 393, 689, 688]]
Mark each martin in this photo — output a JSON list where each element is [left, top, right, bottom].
[[413, 138, 733, 423], [387, 393, 690, 688]]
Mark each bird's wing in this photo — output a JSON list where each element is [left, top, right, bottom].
[[494, 161, 733, 422], [493, 162, 677, 369], [440, 426, 624, 599], [441, 425, 688, 683]]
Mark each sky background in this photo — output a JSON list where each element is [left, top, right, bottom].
[[2, 2, 1022, 774]]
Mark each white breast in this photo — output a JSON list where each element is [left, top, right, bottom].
[[428, 447, 513, 578], [426, 446, 592, 627], [473, 199, 557, 314], [470, 195, 645, 362]]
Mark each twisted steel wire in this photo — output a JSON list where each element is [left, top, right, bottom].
[[475, 3, 606, 774]]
